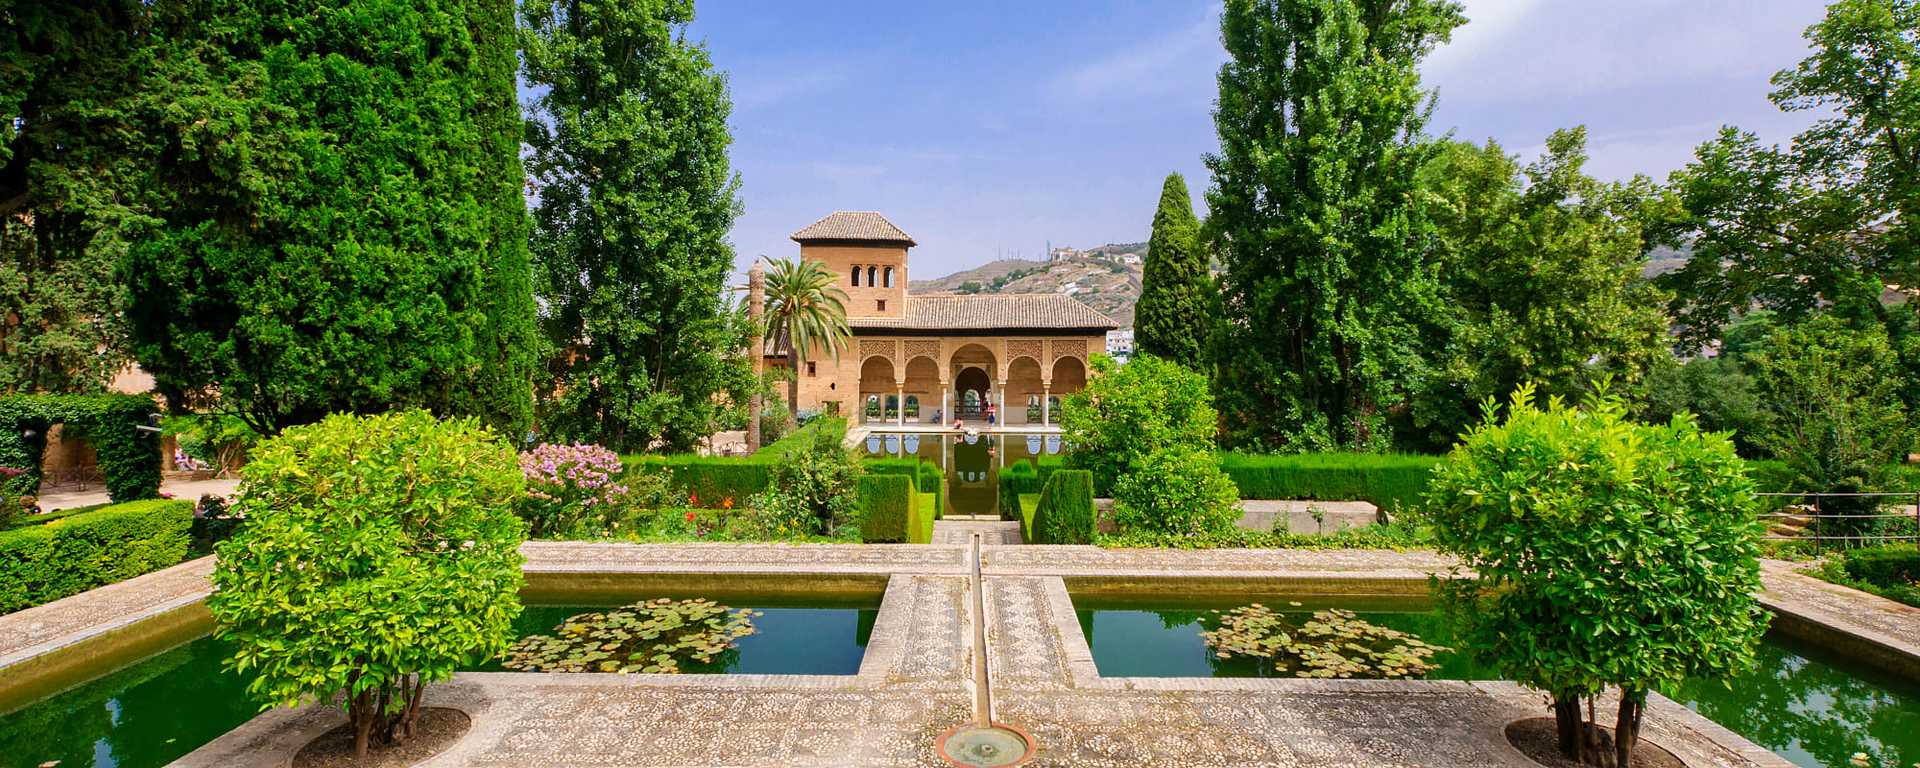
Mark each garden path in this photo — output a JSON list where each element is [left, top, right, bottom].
[[2, 545, 1896, 767]]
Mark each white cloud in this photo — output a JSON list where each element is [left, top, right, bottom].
[[1048, 4, 1224, 102]]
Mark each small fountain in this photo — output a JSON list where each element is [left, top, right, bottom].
[[936, 533, 1035, 767]]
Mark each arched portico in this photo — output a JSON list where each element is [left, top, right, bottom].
[[949, 343, 997, 422], [858, 356, 897, 424], [1006, 356, 1045, 424]]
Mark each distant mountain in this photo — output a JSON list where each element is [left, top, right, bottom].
[[911, 246, 1145, 327], [911, 240, 1683, 330]]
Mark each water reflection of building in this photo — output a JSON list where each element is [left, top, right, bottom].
[[760, 212, 1117, 427]]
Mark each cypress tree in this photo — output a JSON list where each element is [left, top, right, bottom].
[[1134, 172, 1211, 371], [126, 0, 537, 437], [1206, 0, 1463, 451], [521, 0, 752, 453]]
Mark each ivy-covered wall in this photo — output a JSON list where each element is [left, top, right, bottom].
[[0, 395, 163, 502]]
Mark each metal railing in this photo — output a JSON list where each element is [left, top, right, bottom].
[[1755, 491, 1920, 542]]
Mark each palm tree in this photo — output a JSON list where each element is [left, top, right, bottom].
[[761, 257, 851, 426]]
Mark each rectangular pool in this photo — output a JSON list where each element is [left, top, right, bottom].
[[1073, 594, 1920, 768], [0, 596, 877, 768]]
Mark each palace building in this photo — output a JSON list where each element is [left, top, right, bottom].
[[761, 211, 1118, 427]]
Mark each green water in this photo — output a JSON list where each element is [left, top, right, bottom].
[[493, 602, 877, 675], [1074, 597, 1920, 768], [860, 432, 1053, 516], [0, 601, 876, 768]]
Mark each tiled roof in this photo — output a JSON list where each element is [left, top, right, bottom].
[[852, 294, 1118, 332], [790, 211, 916, 246]]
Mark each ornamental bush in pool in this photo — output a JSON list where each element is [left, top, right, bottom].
[[209, 410, 525, 759], [1426, 385, 1765, 768], [518, 442, 628, 538]]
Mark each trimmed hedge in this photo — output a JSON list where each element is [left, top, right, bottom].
[[626, 417, 847, 506], [1017, 493, 1039, 542], [867, 458, 946, 518], [0, 394, 163, 502], [998, 459, 1040, 519], [1219, 452, 1440, 512], [857, 474, 915, 543], [1032, 469, 1096, 545], [0, 498, 193, 614], [914, 492, 937, 542]]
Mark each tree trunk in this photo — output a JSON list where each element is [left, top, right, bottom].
[[786, 349, 801, 427], [1615, 689, 1645, 768], [1553, 692, 1583, 762], [352, 689, 374, 759]]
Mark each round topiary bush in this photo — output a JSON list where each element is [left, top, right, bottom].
[[1426, 386, 1766, 767], [209, 409, 526, 759]]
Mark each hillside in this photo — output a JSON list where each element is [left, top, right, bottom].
[[910, 248, 1145, 327], [911, 240, 1685, 330]]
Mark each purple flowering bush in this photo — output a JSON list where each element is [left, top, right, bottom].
[[517, 443, 629, 538]]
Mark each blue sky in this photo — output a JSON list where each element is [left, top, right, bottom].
[[685, 1, 1832, 280]]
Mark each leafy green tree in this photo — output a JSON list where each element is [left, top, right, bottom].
[[1427, 387, 1767, 767], [1206, 0, 1464, 451], [1062, 353, 1237, 534], [1656, 0, 1920, 349], [1135, 172, 1212, 370], [760, 257, 850, 425], [125, 0, 537, 437], [522, 0, 750, 453], [1640, 357, 1764, 456], [209, 410, 525, 759], [1747, 316, 1913, 537], [1411, 128, 1670, 446], [0, 1, 151, 394]]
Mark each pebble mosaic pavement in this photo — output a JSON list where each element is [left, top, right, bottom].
[[6, 543, 1903, 767]]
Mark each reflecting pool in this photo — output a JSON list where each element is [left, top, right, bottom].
[[861, 432, 1059, 516], [0, 597, 879, 768], [1072, 594, 1920, 768]]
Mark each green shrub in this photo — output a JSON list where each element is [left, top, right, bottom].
[[1219, 452, 1440, 513], [1097, 520, 1430, 551], [1060, 354, 1217, 495], [627, 417, 848, 507], [1111, 448, 1240, 536], [1032, 470, 1096, 545], [0, 394, 162, 502], [1817, 546, 1920, 608], [857, 474, 914, 543], [0, 498, 192, 614], [1425, 387, 1765, 767], [209, 410, 526, 756], [1017, 494, 1039, 542], [998, 459, 1041, 519]]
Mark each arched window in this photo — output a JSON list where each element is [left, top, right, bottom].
[[884, 266, 894, 287], [904, 395, 920, 418], [850, 265, 861, 287], [884, 394, 900, 419], [865, 395, 880, 419], [867, 265, 877, 287]]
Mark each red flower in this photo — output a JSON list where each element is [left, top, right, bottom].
[[721, 496, 734, 510], [685, 511, 696, 522], [690, 491, 700, 506]]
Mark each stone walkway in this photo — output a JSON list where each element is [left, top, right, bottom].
[[1759, 558, 1920, 679], [932, 517, 1023, 545], [36, 477, 239, 512], [2, 544, 1909, 767]]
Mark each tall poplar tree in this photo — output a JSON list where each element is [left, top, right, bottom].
[[1134, 172, 1212, 371], [0, 1, 149, 393], [1206, 0, 1464, 451], [126, 0, 537, 437], [521, 0, 751, 453]]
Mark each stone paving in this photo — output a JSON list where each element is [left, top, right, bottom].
[[932, 518, 1024, 545], [1, 543, 1908, 766]]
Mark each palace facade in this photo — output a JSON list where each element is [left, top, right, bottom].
[[762, 211, 1117, 426]]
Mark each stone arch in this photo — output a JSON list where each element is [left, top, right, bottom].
[[949, 343, 997, 420], [902, 356, 940, 423], [1051, 355, 1088, 394], [859, 356, 896, 423], [1006, 356, 1045, 424]]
